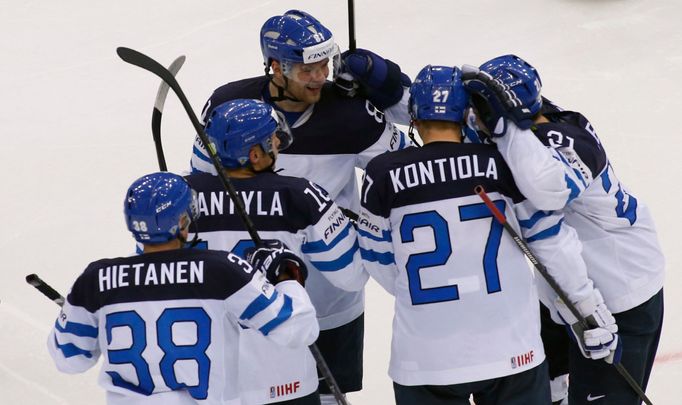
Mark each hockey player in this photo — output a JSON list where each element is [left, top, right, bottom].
[[47, 172, 319, 405], [190, 10, 412, 401], [465, 54, 665, 405], [186, 98, 368, 404], [357, 65, 620, 404]]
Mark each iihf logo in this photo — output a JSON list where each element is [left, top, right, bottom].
[[511, 350, 534, 369], [270, 381, 301, 398]]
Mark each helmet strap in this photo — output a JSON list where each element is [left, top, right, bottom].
[[407, 121, 422, 147], [182, 215, 205, 248], [265, 68, 302, 103]]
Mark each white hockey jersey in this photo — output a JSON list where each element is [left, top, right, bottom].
[[493, 101, 665, 314], [185, 172, 367, 404], [190, 78, 411, 338], [48, 249, 318, 405], [358, 141, 595, 386]]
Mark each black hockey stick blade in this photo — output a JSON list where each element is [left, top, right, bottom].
[[26, 274, 65, 307], [151, 55, 186, 171], [116, 46, 261, 244], [474, 185, 653, 405]]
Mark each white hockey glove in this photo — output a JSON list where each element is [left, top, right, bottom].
[[245, 240, 308, 286], [555, 288, 622, 364]]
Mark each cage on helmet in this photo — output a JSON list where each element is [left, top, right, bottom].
[[260, 9, 337, 75], [409, 65, 469, 123], [124, 172, 198, 244], [205, 99, 293, 168], [479, 54, 543, 116]]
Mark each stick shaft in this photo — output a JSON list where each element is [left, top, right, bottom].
[[151, 55, 186, 172], [348, 0, 356, 51], [26, 274, 64, 307], [474, 185, 653, 405]]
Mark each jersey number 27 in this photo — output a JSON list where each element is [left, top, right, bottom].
[[400, 200, 505, 305]]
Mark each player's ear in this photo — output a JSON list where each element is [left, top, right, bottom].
[[271, 60, 283, 77], [249, 145, 263, 165]]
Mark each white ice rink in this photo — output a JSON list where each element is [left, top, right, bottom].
[[2, 0, 681, 403]]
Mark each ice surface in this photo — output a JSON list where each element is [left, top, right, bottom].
[[1, 0, 680, 403]]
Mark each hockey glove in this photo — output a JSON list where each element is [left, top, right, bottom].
[[461, 64, 535, 136], [334, 48, 411, 110], [555, 288, 623, 364], [245, 240, 308, 286]]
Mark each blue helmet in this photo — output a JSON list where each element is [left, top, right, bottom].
[[260, 10, 337, 72], [479, 54, 543, 116], [409, 65, 469, 122], [205, 99, 293, 169], [124, 172, 198, 244]]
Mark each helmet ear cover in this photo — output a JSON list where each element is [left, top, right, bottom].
[[124, 172, 197, 244]]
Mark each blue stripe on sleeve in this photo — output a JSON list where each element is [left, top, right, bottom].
[[239, 290, 279, 320], [193, 145, 212, 163], [301, 223, 353, 254], [54, 335, 93, 358], [360, 247, 395, 265], [526, 219, 564, 243], [259, 295, 293, 336], [518, 210, 554, 229], [310, 241, 359, 272], [555, 152, 588, 188], [565, 174, 581, 203], [358, 228, 392, 243], [399, 131, 406, 150], [55, 320, 98, 338], [600, 169, 612, 192]]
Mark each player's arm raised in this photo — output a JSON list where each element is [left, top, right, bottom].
[[462, 58, 586, 211]]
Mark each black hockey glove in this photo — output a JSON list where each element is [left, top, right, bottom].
[[245, 240, 308, 286], [334, 48, 411, 110], [461, 64, 535, 137]]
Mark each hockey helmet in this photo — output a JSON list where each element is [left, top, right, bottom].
[[124, 172, 198, 244], [409, 65, 469, 123], [205, 99, 292, 168], [260, 10, 337, 74], [479, 54, 543, 116]]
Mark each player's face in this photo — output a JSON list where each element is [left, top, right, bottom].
[[271, 133, 281, 156], [285, 59, 329, 104]]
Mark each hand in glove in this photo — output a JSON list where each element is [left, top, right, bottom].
[[556, 288, 623, 364], [245, 240, 308, 286]]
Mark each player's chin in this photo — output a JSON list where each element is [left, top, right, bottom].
[[304, 86, 322, 103]]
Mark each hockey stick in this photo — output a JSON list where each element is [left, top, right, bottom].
[[151, 55, 186, 171], [118, 47, 261, 244], [474, 185, 653, 405], [116, 47, 349, 405], [26, 274, 65, 307], [348, 0, 356, 51]]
